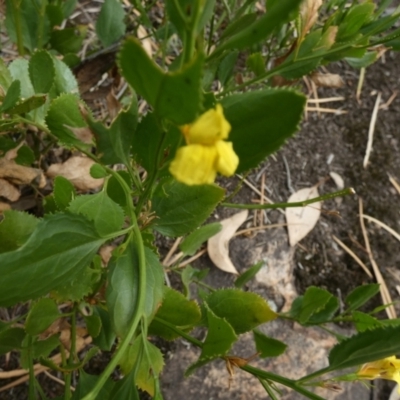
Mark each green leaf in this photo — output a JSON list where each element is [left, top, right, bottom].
[[0, 210, 38, 253], [148, 287, 201, 340], [219, 13, 258, 41], [0, 327, 25, 355], [84, 313, 102, 338], [345, 284, 380, 313], [0, 79, 21, 112], [5, 0, 50, 52], [107, 243, 164, 337], [298, 287, 333, 325], [0, 213, 106, 306], [352, 311, 381, 332], [206, 289, 277, 334], [218, 51, 238, 87], [8, 94, 47, 115], [131, 113, 180, 175], [253, 329, 287, 358], [8, 59, 34, 99], [234, 261, 263, 288], [51, 56, 79, 95], [119, 335, 164, 396], [29, 50, 55, 94], [211, 0, 302, 57], [337, 3, 375, 42], [68, 191, 124, 236], [328, 326, 400, 371], [46, 4, 64, 27], [96, 0, 126, 47], [32, 334, 60, 359], [110, 369, 140, 400], [109, 96, 138, 165], [307, 296, 339, 325], [346, 51, 378, 68], [200, 304, 237, 358], [119, 38, 204, 124], [53, 176, 76, 211], [92, 306, 116, 351], [45, 93, 90, 149], [186, 304, 237, 376], [71, 370, 115, 400], [15, 145, 35, 165], [0, 58, 12, 91], [50, 26, 86, 55], [90, 163, 109, 179], [25, 298, 60, 336], [180, 223, 222, 256], [152, 179, 224, 237], [222, 89, 306, 173], [246, 52, 265, 76]]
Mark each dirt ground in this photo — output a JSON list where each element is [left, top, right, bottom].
[[1, 10, 400, 400]]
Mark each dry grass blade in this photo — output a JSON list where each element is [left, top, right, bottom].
[[162, 237, 182, 266], [306, 107, 347, 114], [176, 248, 208, 269], [363, 92, 382, 168], [307, 96, 345, 103], [43, 370, 75, 391], [359, 199, 396, 319], [332, 235, 373, 278], [362, 215, 400, 243]]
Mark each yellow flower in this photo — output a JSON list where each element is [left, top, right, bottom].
[[169, 104, 239, 185], [357, 356, 400, 390]]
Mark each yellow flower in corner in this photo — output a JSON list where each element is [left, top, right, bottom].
[[357, 356, 400, 391], [169, 104, 239, 185]]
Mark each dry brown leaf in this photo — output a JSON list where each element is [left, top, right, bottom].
[[63, 125, 94, 144], [329, 171, 344, 190], [300, 0, 322, 37], [0, 158, 45, 187], [207, 210, 248, 274], [137, 25, 153, 57], [47, 156, 104, 191], [38, 318, 69, 341], [311, 72, 344, 88], [286, 186, 321, 247], [99, 245, 115, 266], [0, 178, 20, 201], [106, 90, 121, 120]]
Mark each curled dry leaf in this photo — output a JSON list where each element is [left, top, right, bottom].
[[286, 186, 321, 247], [207, 210, 248, 274], [0, 158, 46, 187], [311, 72, 344, 88], [99, 245, 115, 266], [300, 0, 322, 37], [47, 156, 104, 191], [0, 178, 20, 202]]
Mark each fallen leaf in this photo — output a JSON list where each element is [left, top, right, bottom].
[[207, 210, 248, 274], [0, 178, 20, 201], [0, 158, 45, 187], [311, 72, 344, 88], [99, 245, 115, 266], [47, 156, 104, 191], [286, 186, 321, 247]]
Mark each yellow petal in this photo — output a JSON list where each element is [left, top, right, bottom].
[[169, 144, 217, 185], [185, 104, 231, 145], [215, 141, 239, 176]]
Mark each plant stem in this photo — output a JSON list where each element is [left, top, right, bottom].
[[221, 188, 355, 210], [242, 365, 326, 400], [154, 317, 203, 347], [27, 336, 36, 400], [82, 184, 147, 400], [64, 304, 77, 400], [11, 0, 24, 55]]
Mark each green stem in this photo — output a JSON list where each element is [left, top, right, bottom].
[[36, 0, 48, 49], [27, 336, 36, 400], [65, 305, 77, 400], [221, 188, 355, 210], [82, 186, 147, 400], [242, 365, 326, 400], [11, 0, 24, 56], [296, 366, 332, 384], [154, 317, 203, 347]]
